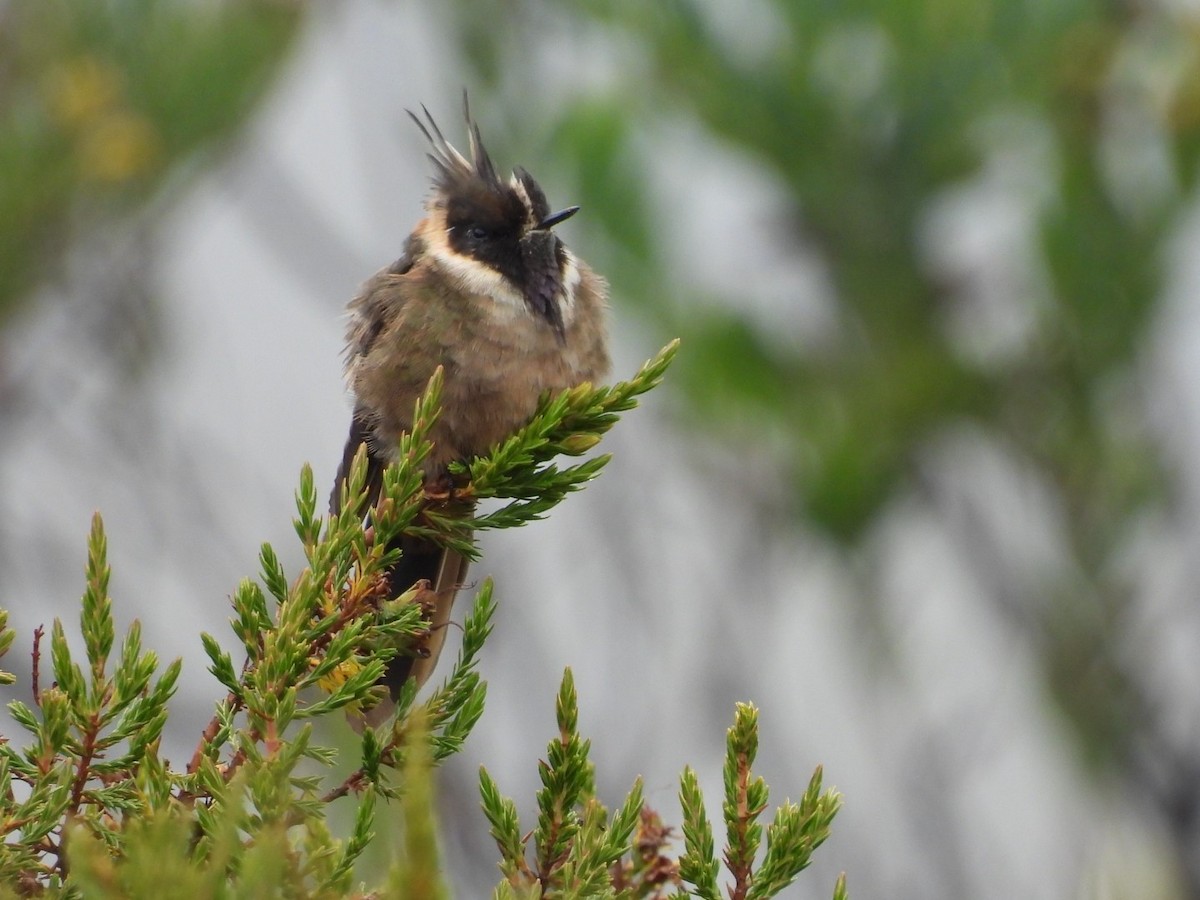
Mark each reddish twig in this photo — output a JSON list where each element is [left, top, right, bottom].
[[186, 690, 241, 777], [726, 752, 755, 900], [67, 713, 101, 816], [318, 713, 414, 805], [31, 625, 43, 707], [320, 770, 369, 805], [57, 713, 101, 880]]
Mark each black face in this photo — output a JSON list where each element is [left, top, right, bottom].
[[445, 183, 525, 283], [410, 100, 568, 334], [444, 178, 567, 335]]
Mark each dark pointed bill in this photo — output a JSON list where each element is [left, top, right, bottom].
[[537, 206, 580, 230]]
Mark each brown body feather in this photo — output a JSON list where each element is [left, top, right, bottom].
[[331, 98, 609, 726]]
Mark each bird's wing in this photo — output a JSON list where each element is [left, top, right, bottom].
[[329, 408, 386, 516]]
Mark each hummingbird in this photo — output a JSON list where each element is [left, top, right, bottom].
[[330, 95, 610, 725]]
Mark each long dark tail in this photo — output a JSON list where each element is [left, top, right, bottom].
[[331, 412, 470, 718]]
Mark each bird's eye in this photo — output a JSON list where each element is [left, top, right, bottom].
[[467, 225, 489, 241]]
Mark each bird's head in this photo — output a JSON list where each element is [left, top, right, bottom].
[[411, 96, 581, 336]]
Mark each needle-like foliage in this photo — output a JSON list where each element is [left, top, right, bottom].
[[0, 339, 844, 897]]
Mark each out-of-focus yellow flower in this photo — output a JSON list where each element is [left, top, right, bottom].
[[44, 55, 123, 128], [314, 656, 365, 710], [77, 110, 160, 182], [43, 54, 161, 183]]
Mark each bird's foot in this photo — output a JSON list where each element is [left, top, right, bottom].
[[423, 471, 454, 501]]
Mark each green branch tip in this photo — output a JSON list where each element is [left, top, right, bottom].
[[0, 333, 841, 895]]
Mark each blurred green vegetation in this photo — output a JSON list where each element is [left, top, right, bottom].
[[455, 0, 1199, 543], [0, 0, 301, 325], [444, 0, 1200, 890]]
